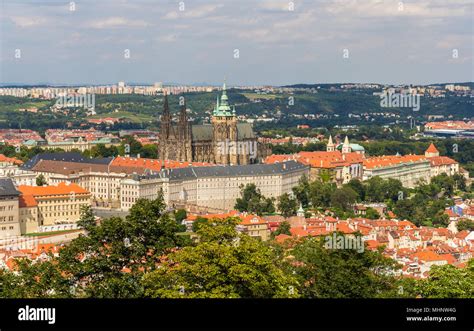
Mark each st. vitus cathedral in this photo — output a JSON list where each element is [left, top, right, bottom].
[[158, 82, 269, 165]]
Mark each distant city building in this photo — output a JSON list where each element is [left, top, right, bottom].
[[0, 129, 45, 147], [44, 128, 121, 152]]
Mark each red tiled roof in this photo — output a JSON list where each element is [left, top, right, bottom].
[[425, 143, 439, 154], [0, 154, 23, 165], [17, 182, 89, 196], [429, 156, 457, 166], [363, 155, 427, 169], [18, 194, 38, 208]]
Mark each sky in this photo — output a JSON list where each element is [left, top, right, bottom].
[[1, 0, 473, 86]]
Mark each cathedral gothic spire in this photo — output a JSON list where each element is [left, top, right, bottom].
[[160, 93, 171, 138], [179, 98, 187, 124]]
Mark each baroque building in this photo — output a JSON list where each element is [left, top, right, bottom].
[[158, 83, 268, 165]]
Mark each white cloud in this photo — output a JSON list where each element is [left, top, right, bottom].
[[10, 16, 48, 28], [86, 17, 150, 29], [163, 4, 223, 20]]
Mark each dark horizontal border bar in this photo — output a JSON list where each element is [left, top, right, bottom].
[[0, 299, 472, 330]]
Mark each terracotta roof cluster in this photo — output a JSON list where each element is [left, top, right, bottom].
[[363, 155, 427, 169], [265, 150, 363, 169], [0, 154, 23, 165], [45, 128, 119, 143], [0, 129, 44, 145], [0, 243, 62, 271], [425, 121, 474, 130]]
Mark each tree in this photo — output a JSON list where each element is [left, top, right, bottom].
[[292, 175, 310, 207], [36, 174, 47, 186], [345, 179, 366, 202], [308, 180, 335, 208], [456, 219, 474, 232], [2, 194, 191, 298], [0, 257, 73, 298], [77, 205, 96, 231], [365, 177, 405, 203], [192, 216, 209, 232], [365, 207, 381, 220], [272, 221, 291, 238], [415, 259, 474, 298], [235, 184, 275, 216], [365, 176, 384, 202], [291, 234, 400, 298], [277, 193, 298, 217], [330, 187, 357, 211], [174, 209, 187, 223], [452, 173, 467, 191], [142, 218, 299, 298]]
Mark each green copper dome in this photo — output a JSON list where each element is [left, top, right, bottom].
[[213, 82, 234, 117]]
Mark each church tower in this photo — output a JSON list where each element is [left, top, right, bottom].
[[178, 98, 192, 162], [342, 136, 351, 154], [212, 82, 239, 165], [158, 93, 177, 161], [425, 143, 439, 158], [327, 135, 335, 152]]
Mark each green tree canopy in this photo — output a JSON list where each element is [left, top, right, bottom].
[[235, 183, 275, 216], [142, 218, 299, 298], [278, 193, 298, 218], [291, 234, 400, 298], [416, 260, 474, 298]]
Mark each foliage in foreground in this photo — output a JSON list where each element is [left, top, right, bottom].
[[0, 203, 473, 299]]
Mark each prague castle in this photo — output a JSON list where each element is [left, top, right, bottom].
[[158, 83, 268, 165]]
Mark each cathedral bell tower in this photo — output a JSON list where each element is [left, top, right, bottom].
[[327, 135, 335, 152], [178, 98, 192, 162], [341, 136, 352, 154], [212, 82, 238, 165], [158, 93, 173, 161]]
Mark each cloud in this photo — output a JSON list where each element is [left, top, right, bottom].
[[10, 16, 48, 28], [1, 0, 472, 85], [163, 4, 224, 19], [86, 17, 150, 29]]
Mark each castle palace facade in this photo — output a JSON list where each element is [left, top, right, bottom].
[[158, 83, 268, 165]]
